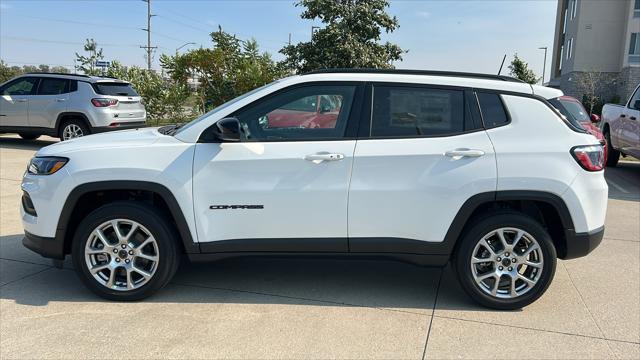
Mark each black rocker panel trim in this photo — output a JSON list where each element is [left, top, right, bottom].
[[56, 181, 199, 254]]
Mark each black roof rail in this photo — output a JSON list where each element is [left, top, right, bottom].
[[302, 68, 525, 83], [24, 72, 91, 78]]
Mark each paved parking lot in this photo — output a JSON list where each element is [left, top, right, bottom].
[[1, 134, 638, 359]]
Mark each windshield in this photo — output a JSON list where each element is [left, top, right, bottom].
[[548, 98, 586, 130], [173, 79, 283, 136]]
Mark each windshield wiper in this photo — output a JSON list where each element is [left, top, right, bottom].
[[158, 123, 184, 136]]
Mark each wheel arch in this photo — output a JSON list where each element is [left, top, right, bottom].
[[56, 181, 199, 256], [445, 191, 575, 259], [55, 112, 92, 133]]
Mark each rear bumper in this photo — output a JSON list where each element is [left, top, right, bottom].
[[23, 231, 65, 260], [563, 226, 605, 259], [93, 122, 146, 133]]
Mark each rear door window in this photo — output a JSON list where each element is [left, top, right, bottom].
[[93, 82, 139, 96], [476, 92, 509, 128], [37, 78, 69, 95], [370, 85, 472, 137]]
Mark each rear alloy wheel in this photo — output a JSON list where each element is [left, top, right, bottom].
[[454, 211, 556, 310], [72, 202, 179, 300], [60, 119, 90, 141]]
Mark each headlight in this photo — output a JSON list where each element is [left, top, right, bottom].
[[28, 157, 68, 175]]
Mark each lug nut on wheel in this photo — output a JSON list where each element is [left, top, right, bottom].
[[113, 249, 118, 253], [125, 259, 130, 263], [115, 258, 120, 262], [499, 266, 503, 270], [508, 267, 513, 271], [121, 244, 126, 249], [128, 250, 133, 255]]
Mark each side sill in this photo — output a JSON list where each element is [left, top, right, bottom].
[[187, 252, 449, 267]]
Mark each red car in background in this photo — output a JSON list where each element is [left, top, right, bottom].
[[263, 94, 343, 129], [548, 95, 608, 164]]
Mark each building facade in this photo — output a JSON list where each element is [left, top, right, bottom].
[[550, 0, 640, 104]]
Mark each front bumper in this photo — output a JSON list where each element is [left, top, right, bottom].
[[563, 226, 605, 259], [23, 231, 65, 260]]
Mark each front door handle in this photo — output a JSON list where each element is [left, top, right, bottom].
[[15, 99, 27, 103], [445, 148, 485, 158], [55, 98, 66, 102], [304, 153, 345, 161]]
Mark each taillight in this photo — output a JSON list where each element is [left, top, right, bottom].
[[91, 98, 118, 107], [571, 145, 604, 171]]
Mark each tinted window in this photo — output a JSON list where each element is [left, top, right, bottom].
[[37, 78, 68, 95], [2, 78, 38, 95], [93, 82, 139, 96], [549, 98, 589, 129], [371, 86, 470, 137], [477, 92, 509, 128], [234, 85, 356, 141]]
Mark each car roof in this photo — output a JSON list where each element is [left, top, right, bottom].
[[288, 70, 562, 97], [20, 72, 130, 84]]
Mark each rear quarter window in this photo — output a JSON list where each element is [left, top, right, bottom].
[[92, 82, 139, 96], [476, 92, 509, 128]]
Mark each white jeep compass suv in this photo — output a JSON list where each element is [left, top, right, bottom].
[[21, 69, 607, 309], [0, 73, 146, 140]]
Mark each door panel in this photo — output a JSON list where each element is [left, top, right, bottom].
[[193, 141, 355, 246], [29, 78, 69, 128], [192, 82, 362, 250], [0, 77, 38, 127], [348, 84, 496, 246], [348, 132, 496, 243]]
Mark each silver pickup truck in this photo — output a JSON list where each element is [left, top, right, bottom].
[[602, 84, 640, 166]]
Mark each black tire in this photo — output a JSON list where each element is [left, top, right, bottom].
[[453, 210, 557, 310], [18, 133, 40, 140], [58, 118, 91, 141], [604, 129, 620, 167], [72, 201, 180, 301]]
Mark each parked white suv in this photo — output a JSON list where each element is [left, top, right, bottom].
[[20, 70, 607, 309], [0, 73, 146, 140]]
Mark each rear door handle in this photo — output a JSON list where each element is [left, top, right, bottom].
[[55, 98, 66, 102], [304, 153, 345, 161], [16, 99, 27, 103], [445, 148, 485, 158]]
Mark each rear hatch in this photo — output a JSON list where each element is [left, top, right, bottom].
[[92, 80, 146, 123]]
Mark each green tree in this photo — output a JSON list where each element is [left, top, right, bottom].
[[161, 27, 286, 112], [75, 38, 104, 75], [106, 61, 191, 124], [508, 54, 538, 84], [0, 60, 23, 82], [280, 0, 404, 73]]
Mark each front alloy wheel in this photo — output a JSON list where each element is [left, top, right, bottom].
[[72, 201, 179, 300], [84, 219, 160, 291]]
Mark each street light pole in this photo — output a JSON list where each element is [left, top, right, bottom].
[[176, 42, 196, 56], [538, 46, 548, 85]]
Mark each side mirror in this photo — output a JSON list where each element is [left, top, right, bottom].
[[590, 114, 601, 123], [214, 117, 241, 142], [633, 100, 640, 111]]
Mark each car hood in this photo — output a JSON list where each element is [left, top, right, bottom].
[[37, 127, 166, 156]]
